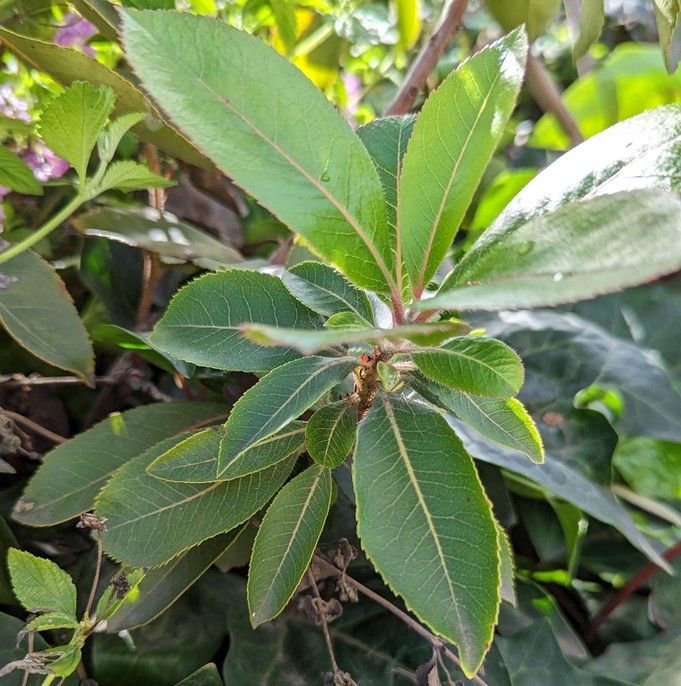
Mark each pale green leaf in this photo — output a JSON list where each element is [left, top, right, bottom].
[[412, 337, 524, 398], [377, 360, 402, 391], [306, 401, 357, 468], [0, 250, 94, 380], [394, 0, 421, 49], [217, 356, 355, 477], [270, 0, 296, 54], [121, 9, 396, 293], [485, 0, 562, 39], [44, 644, 82, 678], [150, 270, 320, 372], [7, 549, 77, 617], [354, 395, 499, 676], [39, 81, 115, 182], [23, 611, 79, 634], [0, 146, 42, 195], [323, 311, 373, 329], [428, 190, 681, 310], [248, 465, 332, 625], [654, 0, 681, 72], [148, 422, 306, 483], [98, 160, 173, 193], [95, 434, 296, 567], [495, 521, 516, 606], [94, 570, 144, 622], [574, 0, 605, 60], [97, 112, 146, 166], [399, 28, 527, 294], [12, 402, 226, 526]]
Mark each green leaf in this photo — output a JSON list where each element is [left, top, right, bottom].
[[175, 664, 223, 686], [97, 112, 146, 167], [412, 337, 524, 398], [654, 0, 681, 72], [44, 644, 82, 678], [121, 9, 396, 293], [94, 570, 144, 623], [13, 402, 226, 526], [414, 379, 543, 463], [0, 250, 94, 380], [0, 26, 210, 168], [429, 190, 681, 310], [614, 437, 681, 501], [107, 531, 241, 632], [242, 322, 463, 355], [496, 522, 516, 606], [574, 0, 604, 60], [150, 270, 321, 372], [323, 311, 373, 329], [39, 81, 115, 183], [0, 146, 42, 195], [217, 356, 355, 478], [95, 435, 296, 567], [394, 0, 421, 49], [98, 160, 174, 193], [71, 0, 120, 41], [282, 261, 374, 322], [7, 549, 77, 617], [270, 0, 296, 54], [148, 422, 306, 483], [23, 611, 79, 634], [484, 0, 561, 39], [399, 28, 527, 294], [306, 401, 357, 468], [248, 465, 332, 626], [354, 394, 499, 676]]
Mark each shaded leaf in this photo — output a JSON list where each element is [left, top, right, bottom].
[[496, 522, 516, 606], [175, 664, 223, 686], [654, 0, 681, 72], [614, 438, 681, 501], [0, 146, 42, 195], [574, 0, 605, 60], [71, 0, 120, 40], [306, 401, 357, 469]]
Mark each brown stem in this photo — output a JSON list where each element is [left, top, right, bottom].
[[386, 0, 469, 115], [84, 531, 104, 620], [307, 568, 339, 674], [525, 53, 584, 147], [0, 408, 66, 444], [268, 234, 294, 266], [584, 539, 681, 641], [0, 374, 117, 387]]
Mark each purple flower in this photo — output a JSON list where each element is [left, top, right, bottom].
[[22, 143, 69, 182], [0, 84, 31, 123], [342, 72, 362, 123], [54, 13, 97, 57]]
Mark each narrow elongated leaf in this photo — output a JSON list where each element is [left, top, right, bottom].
[[39, 82, 115, 182], [150, 270, 320, 372], [654, 0, 681, 72], [415, 378, 543, 463], [306, 401, 357, 468], [95, 435, 296, 567], [428, 190, 681, 310], [354, 395, 499, 676], [412, 337, 523, 398], [71, 0, 120, 40], [399, 28, 527, 294], [495, 522, 516, 606], [248, 465, 332, 625], [574, 0, 605, 60], [13, 402, 226, 526], [217, 356, 355, 477], [121, 10, 395, 293], [0, 250, 94, 379], [395, 0, 421, 49], [148, 422, 306, 483], [0, 146, 42, 195], [7, 549, 76, 617]]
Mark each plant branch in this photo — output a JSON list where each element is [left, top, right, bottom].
[[0, 407, 66, 444], [386, 0, 469, 116], [84, 531, 104, 620], [525, 53, 584, 147], [307, 568, 340, 674]]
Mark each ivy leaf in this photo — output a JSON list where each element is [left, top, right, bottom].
[[399, 28, 527, 295], [39, 81, 115, 183], [217, 356, 356, 478], [0, 146, 42, 195], [412, 337, 524, 398], [98, 161, 174, 193], [354, 395, 499, 676], [306, 401, 358, 469], [7, 549, 77, 617], [0, 251, 94, 380], [653, 0, 681, 72], [248, 465, 332, 626], [13, 402, 226, 527], [574, 0, 605, 60], [428, 190, 681, 311], [148, 423, 306, 483], [95, 434, 296, 567], [121, 9, 396, 294], [150, 270, 321, 372]]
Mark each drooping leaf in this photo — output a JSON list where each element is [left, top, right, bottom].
[[496, 522, 516, 606], [98, 160, 174, 193], [217, 356, 355, 477], [574, 0, 605, 60], [13, 402, 226, 526], [95, 435, 296, 567], [0, 250, 94, 380], [428, 190, 681, 310], [7, 549, 77, 617], [71, 0, 120, 40], [0, 26, 210, 168], [354, 394, 499, 676], [412, 336, 524, 398], [150, 270, 320, 372], [399, 28, 527, 294], [484, 0, 561, 39], [148, 422, 306, 483], [175, 664, 223, 686], [0, 145, 42, 195], [121, 9, 396, 293], [248, 465, 332, 626], [654, 0, 681, 72], [306, 401, 357, 468], [38, 81, 115, 183]]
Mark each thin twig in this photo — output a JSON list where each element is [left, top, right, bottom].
[[0, 373, 117, 387], [0, 408, 66, 444], [525, 53, 584, 147], [313, 553, 489, 686], [84, 531, 104, 620], [307, 568, 339, 674], [386, 0, 469, 115]]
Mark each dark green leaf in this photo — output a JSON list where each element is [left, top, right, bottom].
[[306, 401, 357, 468], [175, 664, 223, 686], [0, 146, 42, 195], [614, 438, 681, 501]]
